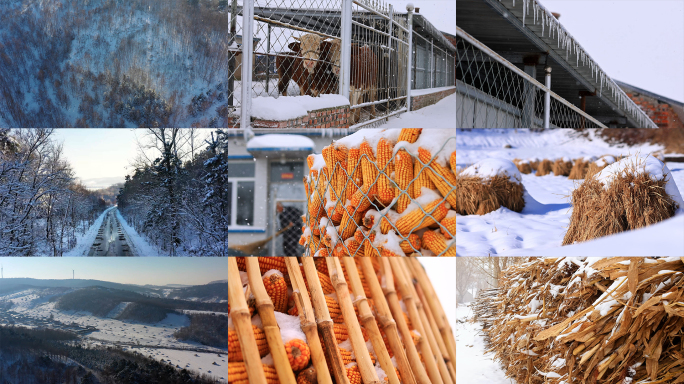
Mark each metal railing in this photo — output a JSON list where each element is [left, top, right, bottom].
[[456, 26, 607, 128]]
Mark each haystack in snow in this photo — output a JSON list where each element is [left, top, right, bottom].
[[456, 158, 525, 215], [513, 159, 532, 174], [473, 257, 684, 384], [528, 158, 539, 171], [563, 154, 683, 245], [551, 158, 572, 176], [567, 158, 588, 179], [535, 159, 553, 176], [584, 155, 617, 179]]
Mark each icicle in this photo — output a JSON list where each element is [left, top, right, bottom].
[[534, 2, 537, 24], [513, 0, 515, 7], [522, 0, 526, 25], [541, 13, 545, 36]]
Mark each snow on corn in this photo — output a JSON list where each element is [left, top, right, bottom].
[[301, 128, 456, 256]]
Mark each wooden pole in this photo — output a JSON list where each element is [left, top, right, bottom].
[[389, 258, 444, 384], [407, 258, 456, 367], [342, 259, 400, 384], [301, 258, 350, 384], [228, 257, 267, 384], [327, 258, 380, 384], [244, 258, 297, 384], [284, 257, 333, 384], [398, 260, 454, 384], [381, 258, 432, 384], [416, 279, 456, 381], [358, 258, 417, 384]]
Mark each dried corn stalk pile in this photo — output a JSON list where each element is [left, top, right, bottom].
[[473, 257, 684, 384], [301, 129, 456, 256]]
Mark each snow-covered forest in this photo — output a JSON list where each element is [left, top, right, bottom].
[[0, 129, 108, 256], [116, 128, 228, 256], [0, 0, 228, 128]]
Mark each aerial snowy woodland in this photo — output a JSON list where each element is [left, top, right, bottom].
[[0, 280, 228, 383], [456, 129, 684, 256], [0, 0, 227, 128], [0, 128, 228, 256]]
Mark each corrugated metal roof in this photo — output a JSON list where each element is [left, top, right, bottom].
[[457, 0, 657, 128]]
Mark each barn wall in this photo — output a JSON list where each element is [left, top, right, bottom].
[[411, 87, 456, 111]]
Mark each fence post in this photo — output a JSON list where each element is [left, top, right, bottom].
[[406, 4, 414, 112], [241, 0, 254, 129], [339, 0, 352, 100], [228, 0, 238, 110], [430, 38, 434, 88], [387, 4, 394, 112], [544, 67, 551, 128], [266, 23, 271, 94]]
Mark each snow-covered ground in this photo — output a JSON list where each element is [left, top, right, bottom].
[[0, 289, 227, 382], [456, 304, 510, 384], [377, 93, 457, 128], [456, 129, 684, 256], [63, 206, 116, 256]]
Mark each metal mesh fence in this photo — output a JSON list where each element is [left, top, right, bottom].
[[227, 1, 244, 126], [301, 129, 455, 256], [456, 27, 607, 129]]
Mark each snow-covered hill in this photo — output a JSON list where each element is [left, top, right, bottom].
[[0, 0, 227, 128]]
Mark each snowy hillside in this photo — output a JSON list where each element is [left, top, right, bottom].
[[0, 0, 227, 128]]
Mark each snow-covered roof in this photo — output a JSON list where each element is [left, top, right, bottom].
[[246, 134, 315, 152]]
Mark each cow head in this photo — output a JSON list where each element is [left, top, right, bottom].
[[324, 39, 342, 77], [290, 34, 323, 74]]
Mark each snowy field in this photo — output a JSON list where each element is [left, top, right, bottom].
[[456, 129, 684, 256], [456, 304, 510, 384], [0, 289, 227, 382]]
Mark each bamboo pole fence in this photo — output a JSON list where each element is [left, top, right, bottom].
[[228, 257, 455, 384]]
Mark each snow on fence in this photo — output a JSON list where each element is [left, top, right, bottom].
[[456, 27, 609, 129], [301, 128, 455, 256], [227, 0, 443, 128]]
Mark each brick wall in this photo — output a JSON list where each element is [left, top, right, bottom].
[[411, 87, 456, 111], [226, 105, 350, 128], [624, 91, 684, 129]]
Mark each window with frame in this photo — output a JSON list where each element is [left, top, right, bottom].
[[228, 161, 255, 228]]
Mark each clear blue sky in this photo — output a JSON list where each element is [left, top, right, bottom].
[[51, 129, 214, 190], [0, 257, 227, 286]]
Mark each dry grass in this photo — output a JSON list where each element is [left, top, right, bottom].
[[551, 159, 572, 176], [529, 159, 539, 171], [516, 162, 532, 174], [567, 158, 588, 179], [562, 165, 678, 245], [535, 159, 553, 176], [455, 175, 525, 215]]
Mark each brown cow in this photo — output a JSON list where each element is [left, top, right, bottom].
[[276, 35, 338, 97], [328, 41, 379, 124]]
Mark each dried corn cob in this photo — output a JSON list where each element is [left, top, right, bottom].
[[307, 234, 321, 257], [398, 128, 422, 143], [263, 272, 288, 313], [308, 190, 325, 222], [450, 151, 456, 175], [228, 324, 269, 361], [237, 257, 288, 276], [395, 200, 449, 236], [394, 148, 415, 214], [414, 159, 435, 197], [296, 367, 317, 384], [364, 231, 380, 257], [423, 230, 456, 256], [376, 138, 395, 205], [347, 147, 361, 197], [291, 295, 342, 322], [303, 177, 310, 200], [418, 147, 456, 208], [316, 248, 330, 257], [228, 362, 279, 384], [339, 206, 364, 241], [360, 140, 378, 197], [350, 183, 373, 211], [336, 145, 349, 202], [336, 237, 362, 256], [285, 339, 311, 372], [333, 323, 350, 343], [400, 233, 422, 254], [440, 214, 456, 240], [346, 365, 362, 384], [380, 246, 403, 257], [326, 205, 344, 226], [314, 257, 329, 275], [322, 145, 339, 201]]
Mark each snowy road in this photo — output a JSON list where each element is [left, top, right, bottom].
[[88, 208, 136, 256], [456, 304, 511, 384]]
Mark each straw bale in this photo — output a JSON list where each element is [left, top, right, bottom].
[[567, 159, 588, 179], [515, 161, 532, 174], [535, 159, 553, 176], [562, 165, 677, 245], [551, 159, 572, 176], [528, 159, 539, 171], [455, 175, 524, 215], [473, 257, 684, 384]]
